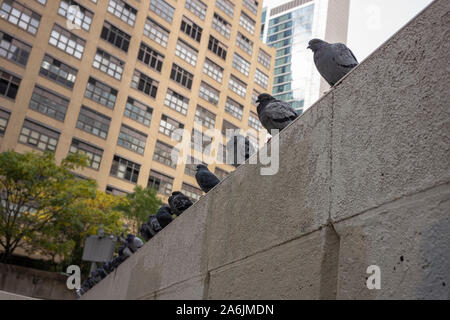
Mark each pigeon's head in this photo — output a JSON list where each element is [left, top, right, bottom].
[[171, 191, 181, 196], [256, 93, 274, 105], [196, 164, 208, 171], [307, 39, 327, 52]]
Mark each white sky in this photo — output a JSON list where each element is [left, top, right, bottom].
[[262, 0, 434, 60]]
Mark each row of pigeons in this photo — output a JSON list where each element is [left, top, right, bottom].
[[76, 165, 221, 297], [77, 234, 144, 297], [76, 38, 358, 297]]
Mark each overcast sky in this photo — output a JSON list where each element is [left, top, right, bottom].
[[262, 0, 433, 60], [347, 0, 433, 60]]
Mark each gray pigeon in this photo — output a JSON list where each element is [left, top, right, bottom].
[[156, 204, 173, 228], [168, 191, 193, 215], [307, 39, 358, 86], [256, 93, 298, 133], [195, 164, 220, 193]]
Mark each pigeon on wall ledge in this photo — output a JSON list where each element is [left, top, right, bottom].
[[307, 38, 358, 87], [256, 93, 298, 133], [168, 191, 193, 216], [195, 164, 220, 193]]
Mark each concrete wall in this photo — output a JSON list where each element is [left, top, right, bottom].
[[82, 0, 450, 300], [0, 263, 75, 300]]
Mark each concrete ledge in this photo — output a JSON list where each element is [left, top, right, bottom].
[[0, 290, 38, 300], [82, 0, 450, 300]]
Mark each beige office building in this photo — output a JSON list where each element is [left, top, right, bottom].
[[0, 0, 275, 201]]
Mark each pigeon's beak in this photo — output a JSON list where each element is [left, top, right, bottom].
[[256, 99, 260, 103], [307, 45, 311, 50]]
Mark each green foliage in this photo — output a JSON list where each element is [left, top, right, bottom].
[[115, 186, 162, 234], [0, 151, 96, 262]]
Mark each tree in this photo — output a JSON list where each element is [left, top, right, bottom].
[[115, 186, 162, 234], [0, 151, 96, 263]]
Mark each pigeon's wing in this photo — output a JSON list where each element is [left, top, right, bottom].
[[331, 43, 358, 68], [260, 100, 298, 131]]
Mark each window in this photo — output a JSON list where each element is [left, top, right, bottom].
[[106, 185, 128, 196], [40, 54, 77, 89], [203, 58, 223, 83], [239, 11, 255, 34], [0, 0, 41, 35], [180, 16, 202, 42], [76, 106, 111, 139], [225, 97, 244, 120], [0, 31, 31, 66], [232, 53, 250, 76], [124, 97, 152, 126], [164, 88, 189, 116], [248, 112, 262, 131], [153, 140, 178, 168], [170, 63, 193, 90], [181, 183, 202, 202], [159, 114, 184, 141], [215, 0, 234, 18], [228, 75, 247, 98], [185, 156, 204, 177], [175, 39, 198, 67], [118, 124, 147, 154], [191, 128, 212, 155], [222, 119, 239, 136], [236, 32, 253, 56], [143, 17, 169, 48], [0, 108, 10, 135], [107, 0, 137, 26], [150, 0, 174, 23], [69, 138, 103, 170], [101, 21, 131, 52], [29, 86, 69, 121], [258, 49, 271, 69], [212, 13, 231, 39], [18, 119, 59, 151], [216, 142, 226, 162], [243, 0, 258, 15], [199, 81, 219, 106], [84, 77, 117, 109], [185, 0, 207, 20], [93, 48, 124, 80], [110, 155, 140, 183], [147, 170, 173, 196], [58, 0, 93, 31], [35, 0, 46, 5], [0, 69, 20, 100], [208, 35, 227, 60], [255, 69, 268, 88], [138, 42, 164, 72], [215, 167, 229, 180], [49, 24, 85, 59], [251, 90, 260, 106], [131, 69, 159, 98], [195, 105, 216, 129]]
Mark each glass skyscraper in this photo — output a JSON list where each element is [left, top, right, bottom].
[[261, 0, 351, 114]]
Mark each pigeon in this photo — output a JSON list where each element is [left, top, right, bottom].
[[156, 205, 173, 228], [256, 93, 298, 133], [226, 134, 256, 167], [307, 39, 358, 86], [168, 191, 193, 215], [139, 216, 162, 241], [195, 164, 220, 193]]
